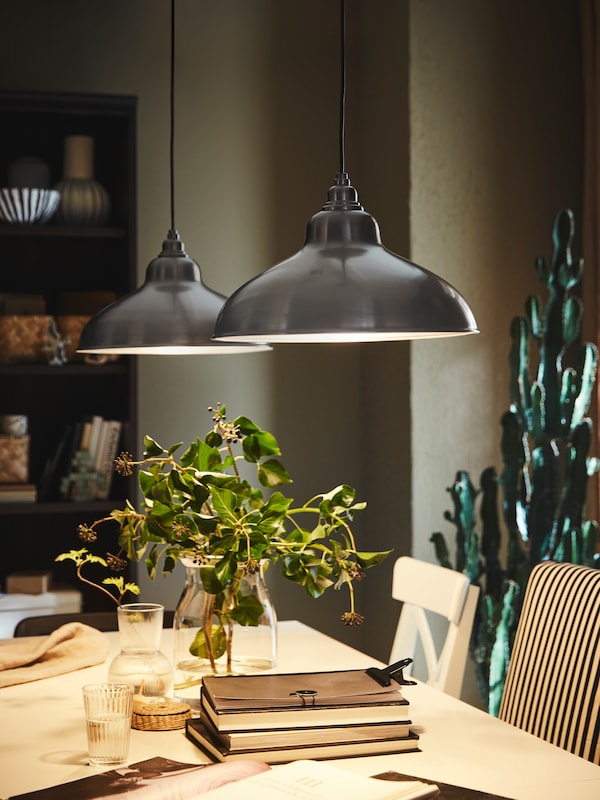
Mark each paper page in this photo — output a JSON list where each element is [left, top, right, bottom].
[[199, 759, 439, 800]]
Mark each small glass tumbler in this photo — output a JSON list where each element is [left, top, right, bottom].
[[82, 683, 134, 766]]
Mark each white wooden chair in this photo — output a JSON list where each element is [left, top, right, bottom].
[[389, 556, 479, 698]]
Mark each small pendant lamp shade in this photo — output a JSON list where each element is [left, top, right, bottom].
[[78, 230, 270, 355], [213, 173, 478, 343], [77, 0, 270, 357]]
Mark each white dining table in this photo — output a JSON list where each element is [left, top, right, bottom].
[[1, 620, 599, 799]]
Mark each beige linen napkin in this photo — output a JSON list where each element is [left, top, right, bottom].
[[0, 622, 110, 687]]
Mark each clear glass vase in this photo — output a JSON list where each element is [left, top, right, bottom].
[[108, 602, 174, 698], [173, 558, 277, 709]]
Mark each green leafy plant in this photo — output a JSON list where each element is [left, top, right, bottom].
[[57, 403, 390, 671], [430, 210, 599, 714]]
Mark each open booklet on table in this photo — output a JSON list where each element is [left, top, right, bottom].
[[5, 756, 515, 800]]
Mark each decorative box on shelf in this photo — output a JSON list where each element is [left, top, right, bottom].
[[0, 315, 53, 363], [0, 434, 29, 483], [0, 585, 82, 638]]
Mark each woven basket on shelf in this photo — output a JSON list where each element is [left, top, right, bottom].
[[0, 435, 29, 483], [0, 315, 53, 363], [131, 698, 192, 731]]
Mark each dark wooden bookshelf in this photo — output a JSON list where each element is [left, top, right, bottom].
[[0, 91, 138, 611]]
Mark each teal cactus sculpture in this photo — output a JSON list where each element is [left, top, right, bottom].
[[431, 209, 600, 714]]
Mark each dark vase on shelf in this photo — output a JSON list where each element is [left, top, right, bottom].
[[54, 135, 111, 226]]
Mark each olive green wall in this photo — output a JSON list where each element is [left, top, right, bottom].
[[0, 1, 582, 703], [410, 0, 582, 567]]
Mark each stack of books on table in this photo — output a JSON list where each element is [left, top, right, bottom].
[[185, 669, 420, 764]]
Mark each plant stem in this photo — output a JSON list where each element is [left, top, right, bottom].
[[226, 617, 234, 672], [201, 588, 217, 672], [76, 564, 120, 605]]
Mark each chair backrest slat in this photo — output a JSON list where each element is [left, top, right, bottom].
[[14, 610, 175, 636], [389, 556, 479, 698]]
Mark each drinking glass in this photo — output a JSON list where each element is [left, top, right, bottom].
[[82, 683, 133, 766]]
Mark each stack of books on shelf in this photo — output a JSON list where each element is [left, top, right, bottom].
[[38, 414, 123, 502], [185, 669, 420, 764], [0, 483, 36, 503]]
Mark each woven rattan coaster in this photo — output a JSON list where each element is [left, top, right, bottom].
[[131, 698, 192, 731]]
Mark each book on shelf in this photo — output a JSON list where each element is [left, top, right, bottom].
[[198, 708, 413, 750], [78, 419, 93, 452], [38, 416, 123, 503], [186, 717, 420, 764], [0, 483, 36, 502], [38, 422, 82, 502], [94, 419, 122, 500], [86, 415, 104, 464], [200, 669, 410, 731], [199, 759, 439, 800], [58, 421, 84, 501]]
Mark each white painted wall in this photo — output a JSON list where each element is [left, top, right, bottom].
[[409, 1, 582, 704]]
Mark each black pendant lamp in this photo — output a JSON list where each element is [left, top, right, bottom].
[[77, 1, 270, 356], [213, 1, 478, 344]]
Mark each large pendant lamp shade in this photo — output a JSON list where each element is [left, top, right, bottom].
[[214, 172, 478, 343], [77, 0, 269, 356], [213, 2, 478, 344]]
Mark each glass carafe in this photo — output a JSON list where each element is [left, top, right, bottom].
[[108, 602, 173, 698]]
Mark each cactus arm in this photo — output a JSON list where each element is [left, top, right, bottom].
[[429, 532, 453, 570], [570, 343, 598, 431], [488, 580, 519, 716], [480, 467, 503, 596], [527, 442, 560, 564], [549, 420, 593, 563], [509, 316, 531, 425], [447, 471, 478, 574]]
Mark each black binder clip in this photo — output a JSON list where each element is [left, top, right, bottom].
[[366, 657, 417, 687], [290, 689, 318, 706]]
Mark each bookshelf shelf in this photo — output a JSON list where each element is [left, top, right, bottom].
[[0, 363, 128, 377], [0, 91, 138, 611], [0, 226, 127, 239], [0, 499, 120, 515]]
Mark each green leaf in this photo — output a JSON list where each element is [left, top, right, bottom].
[[205, 430, 222, 448], [242, 430, 281, 463], [210, 486, 239, 525], [355, 549, 393, 568], [262, 491, 293, 515], [229, 594, 265, 626], [143, 436, 165, 458], [200, 564, 226, 593], [139, 469, 157, 497], [257, 458, 292, 487], [146, 514, 171, 540], [214, 553, 238, 585], [233, 415, 260, 435], [181, 439, 222, 472], [189, 624, 227, 660]]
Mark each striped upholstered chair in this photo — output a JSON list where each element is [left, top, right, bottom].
[[498, 560, 600, 763]]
